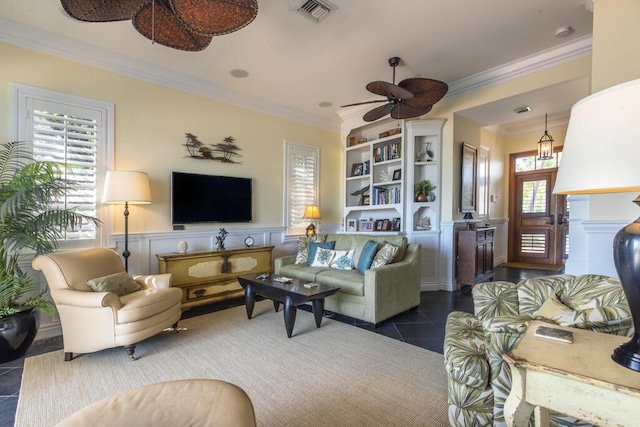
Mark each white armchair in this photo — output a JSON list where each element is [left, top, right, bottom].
[[32, 247, 183, 361]]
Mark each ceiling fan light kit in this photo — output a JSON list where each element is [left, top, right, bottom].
[[342, 56, 448, 122], [60, 0, 258, 51]]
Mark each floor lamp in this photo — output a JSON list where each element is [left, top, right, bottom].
[[102, 171, 151, 272], [553, 78, 640, 371]]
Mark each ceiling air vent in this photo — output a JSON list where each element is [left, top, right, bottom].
[[297, 0, 336, 23]]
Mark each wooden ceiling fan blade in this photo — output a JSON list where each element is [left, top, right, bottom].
[[61, 0, 146, 22], [391, 103, 432, 120], [399, 78, 448, 108], [366, 81, 414, 100], [363, 103, 394, 122], [340, 99, 387, 108]]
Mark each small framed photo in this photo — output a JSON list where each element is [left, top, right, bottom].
[[392, 169, 401, 181], [362, 194, 370, 206], [351, 163, 364, 176], [359, 218, 368, 230], [382, 219, 390, 231], [362, 220, 373, 231], [392, 217, 401, 231], [375, 220, 384, 231], [347, 219, 357, 232]]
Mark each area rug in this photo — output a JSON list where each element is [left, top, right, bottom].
[[502, 262, 564, 272], [17, 301, 449, 426]]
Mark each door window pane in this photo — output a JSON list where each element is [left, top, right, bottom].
[[521, 180, 547, 213]]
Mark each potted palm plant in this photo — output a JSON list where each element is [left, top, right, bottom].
[[414, 180, 436, 202], [0, 141, 100, 363]]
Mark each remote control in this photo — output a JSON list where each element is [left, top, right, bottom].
[[256, 274, 268, 280], [304, 283, 318, 288]]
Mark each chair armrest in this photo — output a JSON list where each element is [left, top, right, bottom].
[[133, 274, 173, 289], [52, 288, 121, 310], [445, 312, 489, 389], [274, 255, 297, 274]]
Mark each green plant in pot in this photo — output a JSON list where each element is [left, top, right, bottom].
[[0, 141, 100, 363], [414, 180, 436, 202]]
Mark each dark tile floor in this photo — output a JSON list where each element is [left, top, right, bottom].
[[0, 266, 552, 427]]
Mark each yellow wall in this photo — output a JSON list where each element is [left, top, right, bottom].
[[589, 0, 640, 221], [0, 42, 341, 233]]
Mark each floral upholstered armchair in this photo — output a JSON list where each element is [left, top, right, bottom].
[[444, 274, 633, 427]]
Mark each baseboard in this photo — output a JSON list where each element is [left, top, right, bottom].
[[35, 322, 62, 340]]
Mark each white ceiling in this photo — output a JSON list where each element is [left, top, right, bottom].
[[0, 0, 594, 134]]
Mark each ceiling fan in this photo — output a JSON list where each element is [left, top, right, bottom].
[[342, 57, 448, 122]]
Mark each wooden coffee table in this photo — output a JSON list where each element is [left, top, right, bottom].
[[237, 274, 340, 338]]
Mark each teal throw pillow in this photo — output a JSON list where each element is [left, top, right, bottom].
[[86, 271, 142, 296], [357, 240, 379, 274], [307, 241, 336, 266]]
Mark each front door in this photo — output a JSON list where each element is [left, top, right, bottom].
[[513, 170, 568, 265]]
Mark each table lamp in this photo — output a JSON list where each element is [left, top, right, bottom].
[[302, 204, 321, 237], [553, 78, 640, 371], [102, 170, 151, 272]]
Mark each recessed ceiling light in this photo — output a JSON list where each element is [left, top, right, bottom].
[[318, 101, 333, 107], [230, 69, 249, 78], [555, 26, 573, 38], [514, 106, 531, 114]]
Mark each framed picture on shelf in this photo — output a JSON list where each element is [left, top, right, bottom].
[[351, 163, 364, 177], [375, 220, 384, 231], [346, 219, 357, 232], [382, 219, 390, 231], [392, 169, 401, 181], [460, 142, 477, 213], [392, 217, 401, 231], [359, 218, 368, 230], [362, 194, 370, 205], [361, 220, 373, 231]]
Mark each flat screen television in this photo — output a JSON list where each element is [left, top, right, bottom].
[[171, 171, 252, 224]]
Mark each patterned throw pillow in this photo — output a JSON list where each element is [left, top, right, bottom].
[[534, 294, 573, 320], [310, 248, 335, 267], [330, 249, 355, 270], [370, 243, 399, 269], [294, 234, 327, 265], [307, 241, 336, 266], [357, 240, 379, 274], [86, 271, 142, 297]]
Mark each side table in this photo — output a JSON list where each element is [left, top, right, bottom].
[[502, 320, 640, 427]]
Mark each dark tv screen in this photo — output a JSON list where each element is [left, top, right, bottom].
[[171, 172, 252, 224]]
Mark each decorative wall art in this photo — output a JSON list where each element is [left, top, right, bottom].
[[183, 133, 243, 164], [460, 142, 477, 213]]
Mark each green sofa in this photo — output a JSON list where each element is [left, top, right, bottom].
[[444, 274, 633, 427], [274, 233, 421, 325]]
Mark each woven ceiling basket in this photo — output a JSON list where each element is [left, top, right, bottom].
[[60, 0, 258, 52]]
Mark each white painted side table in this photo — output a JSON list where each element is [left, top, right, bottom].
[[503, 320, 640, 427]]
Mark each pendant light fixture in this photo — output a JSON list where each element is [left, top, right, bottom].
[[537, 113, 554, 160]]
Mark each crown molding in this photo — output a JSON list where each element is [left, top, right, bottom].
[[0, 17, 341, 133], [1, 17, 591, 135], [446, 36, 592, 99]]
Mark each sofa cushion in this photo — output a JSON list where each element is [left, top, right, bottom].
[[117, 288, 182, 324], [307, 241, 336, 266], [310, 247, 335, 267], [277, 264, 326, 282], [371, 243, 399, 268], [326, 234, 408, 264], [315, 269, 364, 296], [330, 249, 355, 270], [472, 281, 520, 321], [86, 271, 142, 297], [356, 240, 379, 274], [517, 274, 575, 315], [294, 234, 327, 265]]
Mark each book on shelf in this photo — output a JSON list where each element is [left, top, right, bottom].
[[534, 325, 573, 343]]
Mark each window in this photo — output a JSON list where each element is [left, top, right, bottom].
[[284, 141, 319, 237], [11, 84, 114, 248], [514, 151, 563, 172]]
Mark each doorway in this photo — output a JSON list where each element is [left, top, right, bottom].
[[508, 151, 568, 266]]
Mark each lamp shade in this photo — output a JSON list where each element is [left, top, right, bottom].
[[553, 79, 640, 195], [103, 171, 152, 204], [302, 204, 321, 220]]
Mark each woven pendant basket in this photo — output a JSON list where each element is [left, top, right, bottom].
[[61, 0, 146, 22], [132, 0, 213, 51], [171, 0, 258, 36]]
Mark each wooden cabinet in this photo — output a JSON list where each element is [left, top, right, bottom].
[[457, 227, 495, 288], [157, 246, 273, 309]]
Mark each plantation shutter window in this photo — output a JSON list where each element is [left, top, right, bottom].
[[284, 141, 320, 236], [12, 83, 114, 248]]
